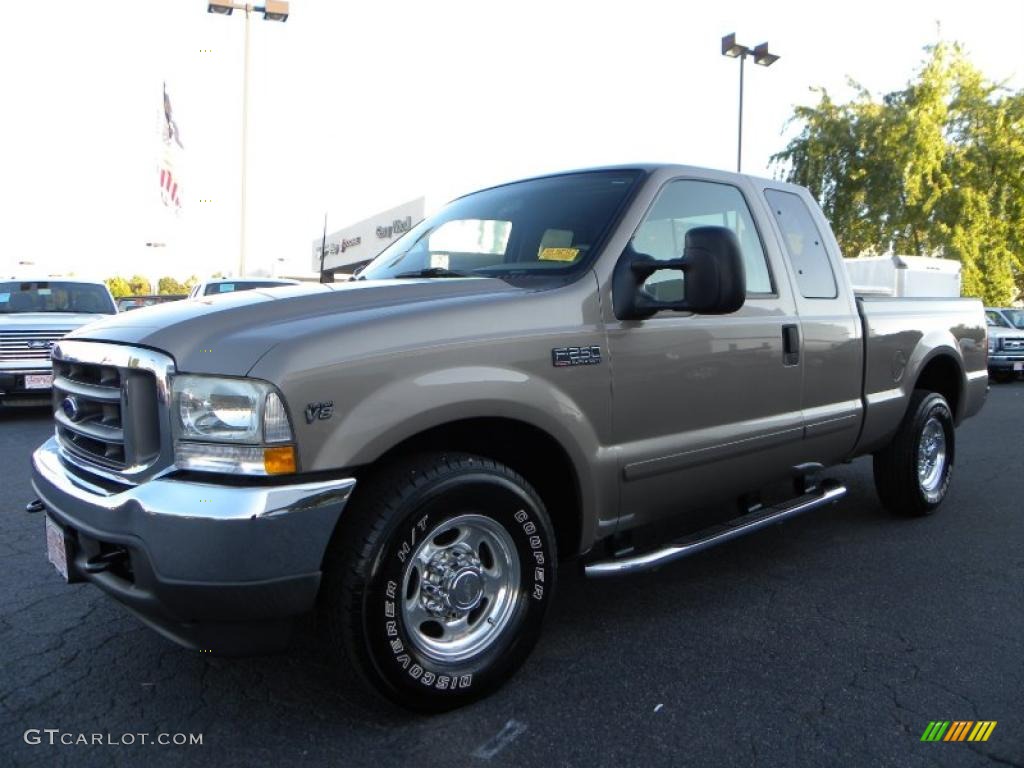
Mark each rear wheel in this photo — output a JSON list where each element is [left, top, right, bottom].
[[990, 370, 1014, 384], [322, 452, 556, 712], [873, 390, 955, 517]]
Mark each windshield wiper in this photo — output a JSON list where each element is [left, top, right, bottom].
[[391, 267, 476, 279]]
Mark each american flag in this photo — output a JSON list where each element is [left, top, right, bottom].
[[159, 156, 181, 209], [158, 82, 183, 211]]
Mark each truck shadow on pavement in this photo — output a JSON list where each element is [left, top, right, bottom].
[[5, 389, 1022, 767], [134, 458, 894, 725]]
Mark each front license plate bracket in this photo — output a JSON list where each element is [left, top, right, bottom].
[[25, 373, 54, 389], [45, 516, 72, 582]]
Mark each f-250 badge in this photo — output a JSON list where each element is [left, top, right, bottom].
[[305, 401, 334, 423], [551, 346, 602, 367]]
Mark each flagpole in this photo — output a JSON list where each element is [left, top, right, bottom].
[[319, 212, 328, 283], [208, 2, 289, 278], [238, 5, 252, 278]]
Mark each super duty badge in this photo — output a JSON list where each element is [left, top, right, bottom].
[[551, 346, 602, 367]]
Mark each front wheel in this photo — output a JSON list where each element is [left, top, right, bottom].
[[322, 452, 557, 712], [873, 390, 955, 517]]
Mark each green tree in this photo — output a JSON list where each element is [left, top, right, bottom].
[[104, 276, 132, 298], [128, 275, 152, 296], [773, 42, 1024, 305], [157, 276, 188, 295], [184, 274, 199, 293]]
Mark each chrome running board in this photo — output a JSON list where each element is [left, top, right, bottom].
[[584, 480, 847, 578]]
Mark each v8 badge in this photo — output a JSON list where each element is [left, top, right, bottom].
[[305, 401, 334, 423]]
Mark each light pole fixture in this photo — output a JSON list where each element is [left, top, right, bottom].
[[207, 0, 287, 20], [721, 33, 779, 173], [207, 1, 290, 278]]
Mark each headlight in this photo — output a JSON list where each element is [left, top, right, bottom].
[[988, 336, 999, 353], [172, 375, 296, 475]]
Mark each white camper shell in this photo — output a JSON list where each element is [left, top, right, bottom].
[[843, 255, 962, 298]]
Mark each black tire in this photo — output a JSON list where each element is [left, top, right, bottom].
[[873, 390, 955, 517], [989, 370, 1014, 384], [322, 452, 557, 712]]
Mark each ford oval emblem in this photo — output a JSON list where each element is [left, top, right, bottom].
[[61, 396, 81, 422], [27, 340, 54, 350]]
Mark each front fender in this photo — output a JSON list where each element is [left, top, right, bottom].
[[308, 365, 614, 553]]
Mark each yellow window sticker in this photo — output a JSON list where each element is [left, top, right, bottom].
[[538, 247, 579, 263]]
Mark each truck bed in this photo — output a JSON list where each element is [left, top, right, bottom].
[[854, 296, 988, 455]]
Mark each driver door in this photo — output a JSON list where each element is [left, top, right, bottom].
[[606, 177, 804, 529]]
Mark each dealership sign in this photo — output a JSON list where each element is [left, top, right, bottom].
[[317, 236, 362, 258], [376, 217, 414, 240], [313, 198, 426, 273]]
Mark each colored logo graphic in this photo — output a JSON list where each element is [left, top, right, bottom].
[[921, 721, 997, 742]]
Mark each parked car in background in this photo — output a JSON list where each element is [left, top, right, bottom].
[[188, 277, 299, 298], [31, 165, 987, 710], [986, 308, 1024, 382], [117, 294, 187, 312], [0, 279, 116, 407]]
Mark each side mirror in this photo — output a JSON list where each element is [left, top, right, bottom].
[[612, 226, 747, 321]]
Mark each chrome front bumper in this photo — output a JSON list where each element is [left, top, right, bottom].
[[31, 437, 356, 651], [988, 353, 1024, 371], [0, 365, 53, 399]]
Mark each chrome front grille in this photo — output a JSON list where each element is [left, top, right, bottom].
[[1002, 338, 1024, 352], [50, 340, 175, 483], [0, 329, 71, 361], [52, 360, 127, 468]]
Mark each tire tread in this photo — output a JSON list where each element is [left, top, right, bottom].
[[321, 452, 550, 710], [873, 390, 952, 517]]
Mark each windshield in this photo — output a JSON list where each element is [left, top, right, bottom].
[[203, 281, 294, 296], [1003, 309, 1024, 329], [358, 170, 643, 281], [0, 281, 115, 314]]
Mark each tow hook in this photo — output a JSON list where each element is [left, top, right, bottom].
[[83, 548, 129, 574], [25, 498, 45, 513]]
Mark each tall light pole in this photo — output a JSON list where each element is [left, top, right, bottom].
[[721, 33, 779, 173], [207, 1, 290, 278]]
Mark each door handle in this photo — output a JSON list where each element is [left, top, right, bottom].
[[782, 324, 800, 366]]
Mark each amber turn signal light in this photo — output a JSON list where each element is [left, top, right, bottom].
[[263, 446, 296, 475]]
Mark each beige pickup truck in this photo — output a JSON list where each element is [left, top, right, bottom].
[[31, 165, 987, 711]]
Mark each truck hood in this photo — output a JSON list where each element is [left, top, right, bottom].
[[68, 278, 519, 375], [0, 312, 113, 331], [988, 325, 1024, 339]]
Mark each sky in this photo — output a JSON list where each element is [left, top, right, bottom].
[[1, 0, 1021, 284]]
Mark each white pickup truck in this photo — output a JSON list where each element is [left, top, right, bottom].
[[0, 279, 116, 407]]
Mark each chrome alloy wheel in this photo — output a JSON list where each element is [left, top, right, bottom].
[[401, 514, 520, 663], [917, 416, 947, 493]]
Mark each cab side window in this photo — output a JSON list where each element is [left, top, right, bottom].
[[764, 189, 838, 299], [631, 180, 773, 302]]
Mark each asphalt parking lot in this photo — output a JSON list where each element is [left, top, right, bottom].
[[2, 384, 1022, 768]]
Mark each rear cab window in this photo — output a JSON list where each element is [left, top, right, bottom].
[[764, 189, 838, 299]]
